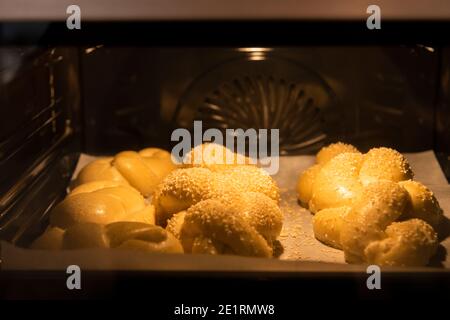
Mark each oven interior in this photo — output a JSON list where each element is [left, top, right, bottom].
[[0, 44, 449, 253]]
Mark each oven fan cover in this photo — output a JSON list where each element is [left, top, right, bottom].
[[174, 55, 340, 155]]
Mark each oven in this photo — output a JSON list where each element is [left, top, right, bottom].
[[1, 0, 450, 308]]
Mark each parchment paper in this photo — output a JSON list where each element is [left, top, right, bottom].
[[2, 151, 449, 270]]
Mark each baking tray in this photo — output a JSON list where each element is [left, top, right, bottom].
[[2, 151, 449, 270]]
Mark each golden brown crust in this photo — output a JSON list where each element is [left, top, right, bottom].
[[75, 148, 176, 197], [152, 168, 223, 225], [153, 166, 280, 226], [299, 145, 415, 214], [312, 206, 350, 250], [339, 181, 438, 266], [216, 166, 280, 203], [182, 143, 253, 169], [316, 142, 360, 165], [107, 222, 183, 253], [112, 151, 160, 197], [309, 153, 364, 213], [180, 199, 273, 257], [32, 222, 183, 254], [50, 181, 155, 229], [219, 192, 283, 244], [359, 147, 414, 186], [364, 219, 438, 266], [165, 211, 187, 240], [299, 143, 440, 266], [398, 180, 443, 229], [138, 148, 172, 159], [63, 223, 109, 249], [166, 192, 282, 258], [30, 227, 65, 250], [296, 164, 322, 207], [76, 157, 129, 186]]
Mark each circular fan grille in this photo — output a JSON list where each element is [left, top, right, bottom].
[[175, 54, 340, 155]]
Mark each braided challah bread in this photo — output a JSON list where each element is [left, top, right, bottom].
[[340, 181, 438, 266], [50, 180, 155, 229], [167, 192, 283, 257], [75, 148, 176, 197], [153, 165, 280, 226], [299, 143, 442, 266], [32, 221, 183, 253]]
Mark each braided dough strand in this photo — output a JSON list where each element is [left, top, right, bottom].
[[364, 219, 438, 266], [340, 180, 438, 266], [180, 199, 273, 257], [32, 222, 183, 254], [75, 148, 177, 197], [50, 180, 155, 229]]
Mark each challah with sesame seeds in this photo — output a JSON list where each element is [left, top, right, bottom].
[[153, 165, 280, 226], [300, 143, 442, 266], [75, 148, 177, 197], [31, 221, 183, 253], [168, 192, 282, 257], [50, 180, 155, 229]]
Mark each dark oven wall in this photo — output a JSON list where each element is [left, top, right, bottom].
[[81, 46, 438, 156], [0, 47, 81, 245], [436, 47, 450, 180]]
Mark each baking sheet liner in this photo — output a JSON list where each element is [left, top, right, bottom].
[[2, 151, 449, 270]]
